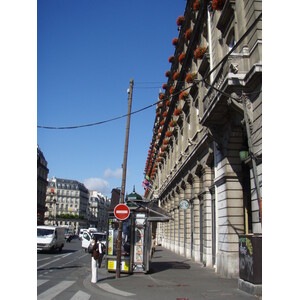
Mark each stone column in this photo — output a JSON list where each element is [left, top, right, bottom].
[[193, 175, 201, 262], [174, 189, 180, 254], [179, 187, 185, 256], [185, 182, 192, 258]]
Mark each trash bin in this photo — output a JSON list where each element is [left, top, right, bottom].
[[239, 234, 262, 284]]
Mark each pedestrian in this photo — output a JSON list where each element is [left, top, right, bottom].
[[98, 241, 105, 268], [90, 237, 102, 283]]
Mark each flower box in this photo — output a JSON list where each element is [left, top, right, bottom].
[[176, 16, 185, 26], [166, 130, 173, 137], [172, 38, 179, 46], [186, 72, 197, 83], [162, 83, 168, 90], [165, 70, 171, 78], [168, 56, 175, 63], [212, 0, 225, 11], [169, 120, 177, 127], [179, 91, 189, 100], [185, 28, 193, 40], [169, 86, 175, 94], [193, 0, 201, 11], [179, 53, 186, 64], [194, 46, 207, 60], [174, 108, 182, 116], [173, 71, 180, 81], [159, 93, 165, 100]]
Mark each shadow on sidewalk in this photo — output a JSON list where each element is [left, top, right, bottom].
[[148, 260, 190, 274]]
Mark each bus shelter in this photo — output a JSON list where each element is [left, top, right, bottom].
[[105, 199, 171, 274]]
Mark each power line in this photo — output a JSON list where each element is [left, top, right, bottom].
[[38, 13, 262, 131]]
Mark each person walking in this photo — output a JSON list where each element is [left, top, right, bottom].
[[90, 237, 103, 283]]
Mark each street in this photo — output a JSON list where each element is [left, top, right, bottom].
[[37, 237, 123, 300], [37, 239, 260, 300]]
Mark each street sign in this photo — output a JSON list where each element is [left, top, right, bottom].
[[179, 200, 189, 210], [114, 203, 130, 221]]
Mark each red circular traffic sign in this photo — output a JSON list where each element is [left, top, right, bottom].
[[114, 203, 130, 221]]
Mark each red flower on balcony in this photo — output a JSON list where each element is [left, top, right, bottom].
[[176, 16, 185, 26], [157, 102, 163, 108], [172, 38, 179, 46], [185, 28, 193, 40], [169, 120, 177, 127], [159, 93, 165, 100], [174, 108, 182, 116], [194, 46, 207, 60], [165, 70, 171, 78], [193, 0, 201, 11], [212, 0, 225, 11], [162, 83, 168, 90], [179, 91, 189, 100], [169, 86, 175, 94], [179, 53, 186, 64], [168, 56, 175, 63], [163, 139, 169, 145], [163, 111, 168, 118], [160, 119, 165, 126], [166, 130, 173, 138], [166, 100, 171, 106], [173, 71, 180, 81], [186, 72, 197, 83]]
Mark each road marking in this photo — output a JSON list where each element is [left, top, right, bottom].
[[37, 253, 73, 269], [37, 257, 51, 262], [97, 283, 135, 297], [37, 279, 48, 287], [38, 280, 75, 300], [70, 290, 91, 300]]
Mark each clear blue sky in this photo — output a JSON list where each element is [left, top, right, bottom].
[[37, 0, 187, 197]]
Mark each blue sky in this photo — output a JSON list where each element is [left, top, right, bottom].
[[37, 0, 187, 197]]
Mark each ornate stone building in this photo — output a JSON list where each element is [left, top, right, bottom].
[[37, 145, 49, 225], [144, 0, 262, 279]]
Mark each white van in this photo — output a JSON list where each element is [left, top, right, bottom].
[[37, 225, 65, 252], [81, 230, 93, 251]]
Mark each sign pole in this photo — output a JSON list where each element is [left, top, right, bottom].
[[116, 79, 134, 278]]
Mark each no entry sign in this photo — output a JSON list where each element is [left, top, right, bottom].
[[114, 203, 130, 221]]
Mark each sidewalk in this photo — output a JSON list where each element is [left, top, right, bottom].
[[91, 246, 261, 300]]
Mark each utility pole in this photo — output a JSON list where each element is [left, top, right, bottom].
[[116, 78, 134, 278], [241, 92, 262, 224]]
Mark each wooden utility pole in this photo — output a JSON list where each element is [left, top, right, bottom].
[[116, 78, 134, 278]]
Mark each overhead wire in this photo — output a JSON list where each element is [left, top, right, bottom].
[[38, 12, 262, 131]]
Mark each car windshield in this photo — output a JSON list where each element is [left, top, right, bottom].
[[37, 228, 54, 237]]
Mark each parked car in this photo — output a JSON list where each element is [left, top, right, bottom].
[[37, 225, 65, 252]]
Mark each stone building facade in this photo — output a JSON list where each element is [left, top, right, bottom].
[[37, 146, 49, 225], [45, 177, 90, 234], [144, 0, 262, 278]]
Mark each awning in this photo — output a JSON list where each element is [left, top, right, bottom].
[[126, 199, 172, 222]]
